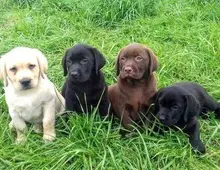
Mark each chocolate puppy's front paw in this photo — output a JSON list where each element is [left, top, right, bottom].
[[190, 139, 206, 154]]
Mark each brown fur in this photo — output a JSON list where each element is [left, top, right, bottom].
[[108, 43, 158, 129]]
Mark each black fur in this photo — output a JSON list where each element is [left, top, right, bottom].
[[61, 44, 110, 116], [154, 82, 220, 153]]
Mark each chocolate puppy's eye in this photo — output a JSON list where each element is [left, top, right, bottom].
[[29, 64, 36, 69], [135, 56, 143, 61], [80, 59, 88, 64], [10, 67, 17, 72], [120, 57, 126, 61]]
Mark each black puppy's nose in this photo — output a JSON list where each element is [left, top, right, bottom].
[[159, 115, 166, 121], [20, 78, 31, 87], [71, 71, 79, 79]]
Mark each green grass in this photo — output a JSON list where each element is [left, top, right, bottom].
[[0, 0, 220, 169]]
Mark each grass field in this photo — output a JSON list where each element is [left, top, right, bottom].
[[0, 0, 220, 169]]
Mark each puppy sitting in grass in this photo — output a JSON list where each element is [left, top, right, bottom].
[[61, 44, 110, 116], [108, 43, 158, 130], [0, 47, 65, 144]]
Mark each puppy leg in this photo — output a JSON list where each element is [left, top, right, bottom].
[[120, 107, 137, 137], [121, 113, 133, 130], [42, 100, 56, 142], [65, 94, 77, 112], [212, 102, 220, 119], [33, 123, 42, 133], [10, 113, 27, 144], [202, 94, 220, 119], [120, 114, 133, 137], [9, 121, 15, 131], [98, 99, 111, 117], [214, 104, 220, 119], [184, 117, 205, 153]]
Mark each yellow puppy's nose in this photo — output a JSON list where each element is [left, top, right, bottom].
[[20, 78, 31, 87]]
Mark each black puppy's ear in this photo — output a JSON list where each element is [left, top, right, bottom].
[[184, 95, 200, 122], [91, 48, 106, 75], [145, 47, 158, 75], [153, 88, 164, 115], [62, 49, 69, 76]]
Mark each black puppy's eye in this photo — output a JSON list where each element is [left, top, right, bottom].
[[80, 59, 88, 64], [29, 64, 36, 69], [135, 56, 143, 61], [10, 67, 17, 72], [67, 60, 72, 64], [172, 104, 178, 109], [159, 100, 164, 105]]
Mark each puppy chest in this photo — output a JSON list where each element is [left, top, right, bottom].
[[20, 107, 43, 122], [126, 91, 149, 104], [122, 91, 152, 112], [12, 101, 43, 123]]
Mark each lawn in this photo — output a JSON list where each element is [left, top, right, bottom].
[[0, 0, 220, 169]]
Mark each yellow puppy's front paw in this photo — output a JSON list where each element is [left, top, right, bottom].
[[43, 133, 56, 142], [33, 124, 42, 134], [9, 121, 15, 131], [15, 135, 26, 144]]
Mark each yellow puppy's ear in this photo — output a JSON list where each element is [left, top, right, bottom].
[[34, 49, 48, 79], [0, 56, 8, 86]]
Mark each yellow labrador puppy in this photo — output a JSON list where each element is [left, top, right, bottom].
[[0, 47, 65, 143]]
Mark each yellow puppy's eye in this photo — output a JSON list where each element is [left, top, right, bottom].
[[10, 67, 17, 72], [29, 64, 36, 69], [135, 56, 143, 61]]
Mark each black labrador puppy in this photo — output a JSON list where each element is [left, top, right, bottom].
[[153, 82, 220, 153], [62, 44, 110, 116]]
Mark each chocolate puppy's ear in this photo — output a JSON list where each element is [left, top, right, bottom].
[[184, 95, 200, 122], [62, 49, 69, 76], [145, 47, 158, 75], [115, 48, 123, 76], [92, 48, 106, 75]]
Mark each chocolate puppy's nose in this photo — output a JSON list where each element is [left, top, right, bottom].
[[20, 78, 31, 87], [71, 71, 79, 79], [124, 67, 132, 73]]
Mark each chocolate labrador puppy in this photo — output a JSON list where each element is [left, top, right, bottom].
[[153, 82, 220, 153], [62, 44, 110, 116], [108, 43, 158, 130]]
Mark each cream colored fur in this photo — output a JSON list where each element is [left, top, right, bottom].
[[0, 47, 65, 143]]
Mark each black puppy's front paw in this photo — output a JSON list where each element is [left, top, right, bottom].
[[189, 139, 206, 154]]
